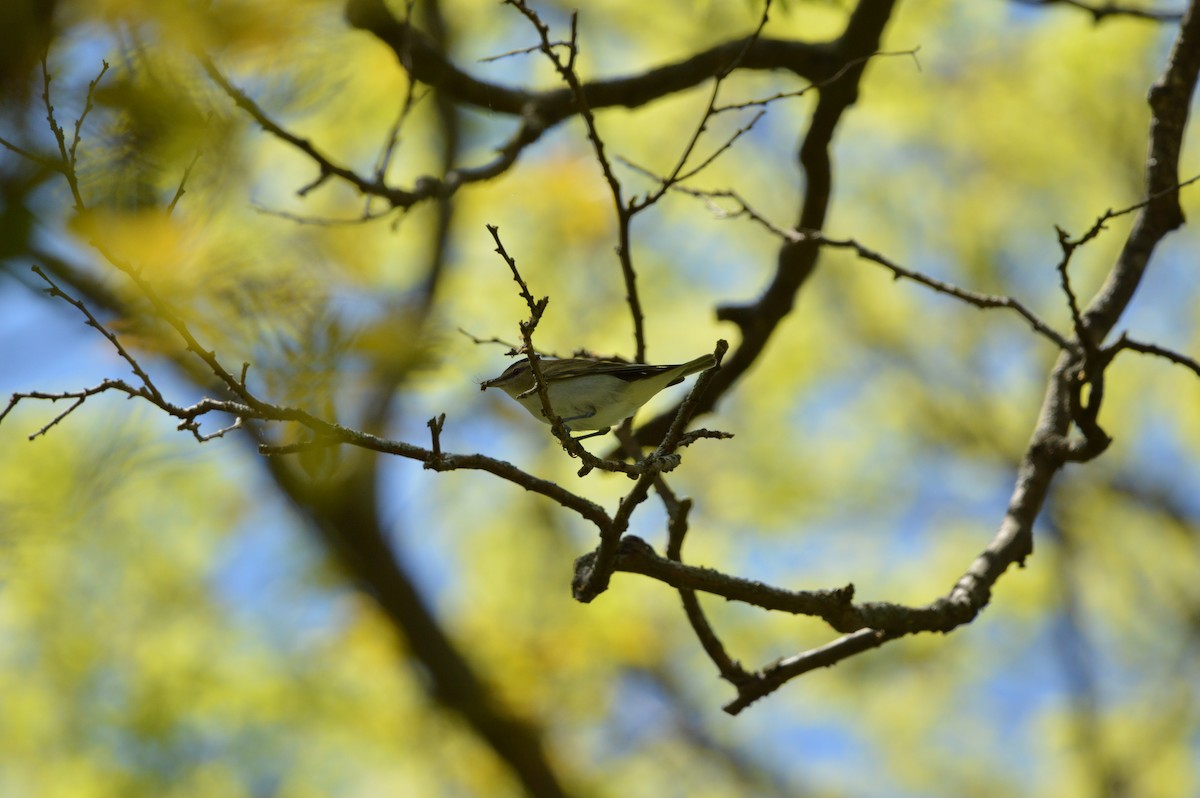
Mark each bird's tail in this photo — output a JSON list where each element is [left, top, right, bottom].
[[663, 354, 717, 387], [679, 353, 717, 376]]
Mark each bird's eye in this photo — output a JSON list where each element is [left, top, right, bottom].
[[501, 362, 528, 380]]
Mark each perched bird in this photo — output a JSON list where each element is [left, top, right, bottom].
[[481, 353, 716, 438]]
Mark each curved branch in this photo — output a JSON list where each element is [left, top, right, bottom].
[[633, 0, 900, 444], [1080, 0, 1200, 338], [725, 0, 1200, 712], [345, 0, 837, 121]]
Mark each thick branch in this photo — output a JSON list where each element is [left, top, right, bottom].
[[345, 0, 836, 121], [1080, 1, 1200, 338]]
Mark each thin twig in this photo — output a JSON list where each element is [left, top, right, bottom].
[[669, 184, 1074, 351], [31, 265, 164, 402], [712, 48, 921, 113], [251, 202, 400, 227], [458, 328, 523, 351], [621, 363, 753, 688], [818, 231, 1075, 351], [1010, 0, 1184, 23], [1108, 333, 1200, 378], [479, 41, 573, 63], [486, 223, 545, 318], [40, 55, 84, 211], [200, 55, 421, 207], [369, 0, 423, 214], [427, 413, 446, 462], [0, 134, 61, 170], [631, 0, 774, 210], [69, 59, 109, 166], [724, 629, 894, 714], [1054, 225, 1089, 346], [166, 149, 202, 216], [485, 224, 638, 475], [1, 381, 139, 439], [503, 0, 648, 360]]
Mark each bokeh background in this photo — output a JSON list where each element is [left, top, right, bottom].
[[2, 1, 1199, 796]]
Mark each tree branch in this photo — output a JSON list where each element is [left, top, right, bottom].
[[631, 0, 901, 446], [1011, 0, 1185, 23], [721, 0, 1200, 711]]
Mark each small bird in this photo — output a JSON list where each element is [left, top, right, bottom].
[[481, 353, 716, 439]]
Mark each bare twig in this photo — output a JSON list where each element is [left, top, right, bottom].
[[457, 328, 524, 351], [672, 184, 1075, 351], [251, 202, 400, 227], [503, 0, 649, 360], [665, 500, 753, 687], [712, 48, 921, 113], [0, 133, 61, 170], [69, 59, 109, 167], [587, 536, 857, 621], [630, 0, 774, 211], [31, 266, 163, 402], [1055, 225, 1090, 347], [486, 223, 545, 320], [166, 150, 202, 216], [186, 415, 244, 442], [1, 380, 140, 439], [724, 629, 894, 714], [1108, 333, 1200, 378], [811, 232, 1075, 351], [479, 41, 573, 63], [427, 413, 446, 462], [200, 55, 423, 208], [199, 13, 576, 214], [40, 55, 93, 211], [615, 384, 751, 688], [1010, 0, 1184, 23], [368, 0, 423, 217], [1054, 174, 1200, 348]]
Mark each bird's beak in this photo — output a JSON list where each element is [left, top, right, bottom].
[[480, 377, 497, 391]]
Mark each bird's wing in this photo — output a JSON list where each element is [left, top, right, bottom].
[[570, 361, 675, 382]]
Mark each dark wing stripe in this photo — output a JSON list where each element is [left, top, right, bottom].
[[568, 362, 675, 382]]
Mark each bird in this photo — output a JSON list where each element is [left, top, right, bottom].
[[480, 353, 716, 439]]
